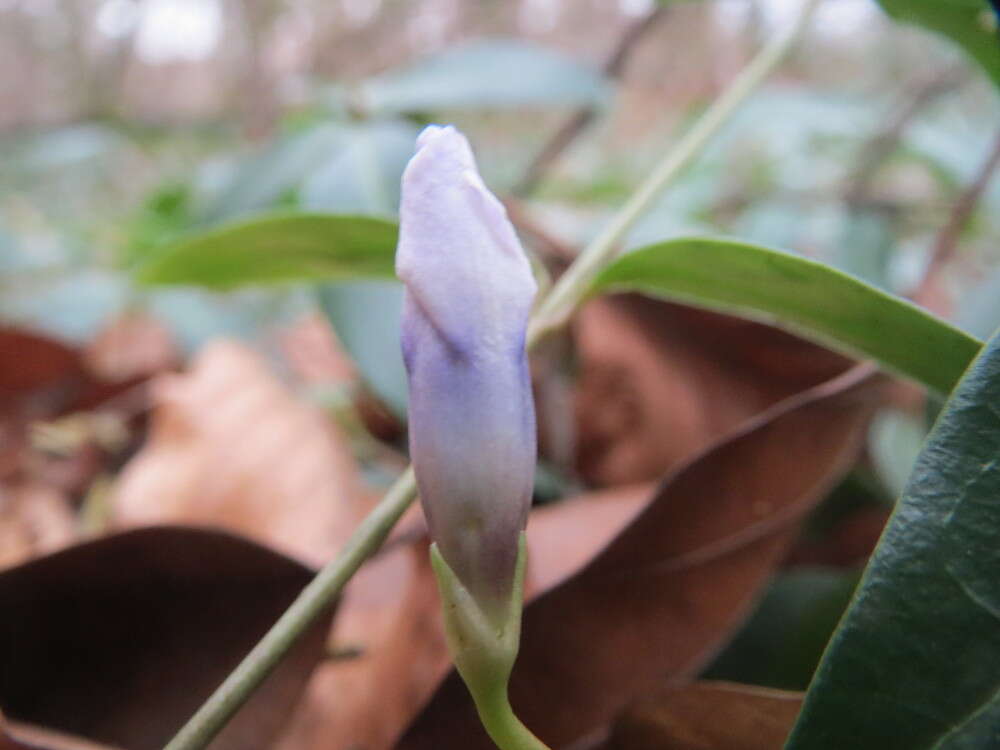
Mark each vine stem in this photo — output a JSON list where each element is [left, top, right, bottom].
[[475, 689, 551, 750], [163, 3, 820, 747]]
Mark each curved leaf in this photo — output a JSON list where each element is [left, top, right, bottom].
[[786, 326, 1000, 749], [590, 238, 982, 395], [0, 527, 333, 750], [600, 681, 803, 750], [136, 213, 398, 289]]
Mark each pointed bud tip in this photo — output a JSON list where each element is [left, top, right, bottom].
[[408, 124, 475, 176]]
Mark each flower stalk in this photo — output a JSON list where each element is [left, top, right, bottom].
[[431, 535, 548, 750]]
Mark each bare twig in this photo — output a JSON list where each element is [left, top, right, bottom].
[[845, 68, 966, 205], [913, 129, 1000, 304], [512, 6, 670, 197]]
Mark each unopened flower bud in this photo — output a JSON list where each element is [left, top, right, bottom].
[[397, 125, 537, 619]]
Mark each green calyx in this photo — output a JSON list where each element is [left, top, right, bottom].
[[430, 534, 549, 750]]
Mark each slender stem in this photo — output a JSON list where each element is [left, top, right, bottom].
[[913, 128, 1000, 305], [474, 687, 551, 750], [164, 5, 820, 747], [163, 468, 417, 750], [526, 0, 821, 347]]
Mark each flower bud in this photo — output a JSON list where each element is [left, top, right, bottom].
[[397, 125, 537, 618]]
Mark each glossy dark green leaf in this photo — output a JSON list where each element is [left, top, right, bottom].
[[786, 326, 1000, 749], [590, 238, 982, 395], [876, 0, 1000, 89], [704, 568, 861, 691], [135, 213, 398, 289]]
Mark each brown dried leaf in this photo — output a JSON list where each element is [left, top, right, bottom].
[[0, 527, 332, 750], [83, 312, 178, 382], [278, 314, 356, 386], [0, 329, 83, 411], [400, 366, 883, 749], [2, 712, 120, 750], [573, 297, 851, 486], [0, 327, 144, 487], [599, 681, 803, 750], [524, 483, 652, 596], [0, 327, 143, 423], [111, 340, 362, 566], [0, 483, 76, 571]]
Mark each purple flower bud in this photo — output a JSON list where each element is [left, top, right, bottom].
[[397, 125, 537, 616]]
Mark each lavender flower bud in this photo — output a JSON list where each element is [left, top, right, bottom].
[[397, 125, 537, 616]]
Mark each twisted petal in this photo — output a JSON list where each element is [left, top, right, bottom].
[[397, 125, 537, 613]]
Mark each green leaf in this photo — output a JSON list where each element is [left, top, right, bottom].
[[786, 325, 1000, 749], [135, 213, 398, 290], [198, 125, 349, 223], [358, 39, 609, 115], [317, 281, 408, 417], [876, 0, 1000, 89], [590, 237, 982, 395], [704, 568, 862, 692]]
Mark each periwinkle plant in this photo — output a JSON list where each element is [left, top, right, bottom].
[[397, 125, 547, 750]]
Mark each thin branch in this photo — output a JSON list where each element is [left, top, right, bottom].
[[913, 129, 1000, 303], [512, 6, 670, 197], [845, 68, 966, 206]]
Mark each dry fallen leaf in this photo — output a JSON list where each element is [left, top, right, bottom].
[[0, 483, 76, 571], [0, 527, 333, 750], [0, 329, 84, 413], [2, 711, 120, 750], [111, 340, 363, 567], [83, 312, 178, 383], [400, 365, 883, 749], [572, 296, 851, 486], [599, 681, 803, 750], [0, 326, 155, 568], [278, 314, 357, 387], [524, 483, 652, 596]]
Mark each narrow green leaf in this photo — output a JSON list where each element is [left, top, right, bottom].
[[590, 238, 981, 395], [876, 0, 1000, 89], [135, 213, 398, 290], [786, 325, 1000, 749]]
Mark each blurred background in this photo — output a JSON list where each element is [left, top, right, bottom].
[[1, 1, 1000, 747], [3, 0, 999, 350]]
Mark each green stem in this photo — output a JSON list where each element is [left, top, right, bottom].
[[526, 0, 821, 347], [474, 687, 551, 750], [163, 468, 417, 750], [163, 6, 820, 747]]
